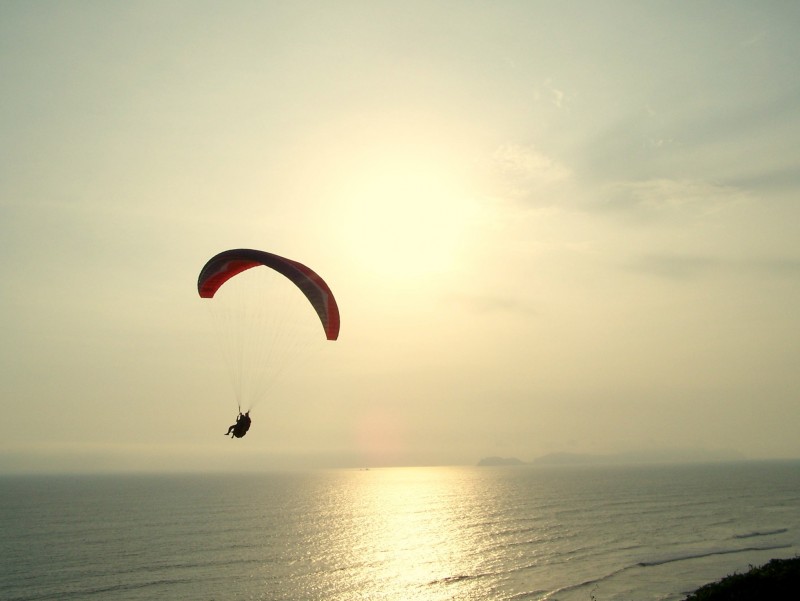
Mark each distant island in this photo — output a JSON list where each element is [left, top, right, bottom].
[[477, 456, 525, 466]]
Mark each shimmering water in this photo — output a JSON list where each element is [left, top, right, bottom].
[[2, 462, 799, 601]]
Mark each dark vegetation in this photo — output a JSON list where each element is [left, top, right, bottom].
[[682, 557, 800, 600]]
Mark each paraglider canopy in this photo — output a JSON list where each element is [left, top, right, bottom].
[[197, 248, 340, 341]]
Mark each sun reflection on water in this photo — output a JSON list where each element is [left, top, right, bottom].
[[335, 467, 486, 601]]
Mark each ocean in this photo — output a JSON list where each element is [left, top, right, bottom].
[[1, 462, 799, 601]]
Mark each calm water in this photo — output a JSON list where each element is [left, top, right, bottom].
[[1, 462, 799, 601]]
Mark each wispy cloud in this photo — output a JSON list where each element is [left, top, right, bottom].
[[597, 178, 747, 223], [534, 79, 569, 110], [726, 164, 800, 193], [626, 253, 721, 280], [480, 143, 571, 207], [445, 292, 540, 316], [626, 253, 800, 282]]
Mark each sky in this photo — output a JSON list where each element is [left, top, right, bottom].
[[2, 1, 799, 473]]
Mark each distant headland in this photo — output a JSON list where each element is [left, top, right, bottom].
[[478, 448, 747, 467], [532, 449, 746, 465], [477, 456, 525, 466]]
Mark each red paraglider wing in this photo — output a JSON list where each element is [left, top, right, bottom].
[[197, 249, 340, 340]]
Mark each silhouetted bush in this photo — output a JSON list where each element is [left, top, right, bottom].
[[683, 557, 800, 601]]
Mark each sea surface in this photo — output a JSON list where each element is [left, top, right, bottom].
[[1, 462, 799, 601]]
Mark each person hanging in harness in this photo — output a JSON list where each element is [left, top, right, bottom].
[[225, 411, 252, 439]]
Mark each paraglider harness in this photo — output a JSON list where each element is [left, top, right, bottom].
[[227, 410, 252, 439]]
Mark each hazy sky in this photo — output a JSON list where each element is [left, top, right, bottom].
[[2, 1, 799, 472]]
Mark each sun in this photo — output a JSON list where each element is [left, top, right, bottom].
[[340, 155, 477, 284]]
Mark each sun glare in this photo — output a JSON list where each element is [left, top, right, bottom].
[[351, 468, 474, 599], [341, 157, 476, 284]]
